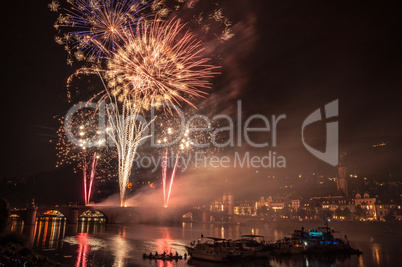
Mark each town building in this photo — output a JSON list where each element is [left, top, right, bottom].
[[291, 199, 301, 212], [354, 193, 377, 219], [234, 200, 257, 216], [210, 193, 234, 214]]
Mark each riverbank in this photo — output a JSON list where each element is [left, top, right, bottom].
[[0, 232, 63, 266]]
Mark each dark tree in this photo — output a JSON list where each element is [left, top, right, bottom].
[[298, 208, 307, 218], [354, 205, 367, 220], [343, 207, 353, 220], [318, 208, 333, 219], [0, 198, 9, 235], [384, 208, 396, 221]]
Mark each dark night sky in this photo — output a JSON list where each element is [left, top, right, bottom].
[[1, 0, 401, 181]]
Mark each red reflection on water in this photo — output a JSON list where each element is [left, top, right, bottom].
[[157, 259, 173, 267], [10, 218, 24, 233], [75, 233, 90, 267], [42, 219, 49, 247], [155, 228, 174, 267], [156, 227, 172, 253], [119, 225, 126, 238]]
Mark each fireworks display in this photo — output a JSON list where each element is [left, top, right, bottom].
[[83, 151, 98, 205], [105, 18, 219, 111], [50, 0, 226, 207], [55, 108, 116, 204], [150, 0, 235, 42], [102, 96, 151, 206], [152, 112, 216, 207], [160, 144, 184, 207], [49, 0, 150, 64]]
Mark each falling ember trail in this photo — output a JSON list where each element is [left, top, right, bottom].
[[102, 97, 150, 207], [87, 152, 98, 204], [82, 152, 98, 205], [162, 149, 168, 207], [83, 161, 87, 205], [165, 152, 180, 208]]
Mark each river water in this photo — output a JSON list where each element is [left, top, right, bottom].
[[9, 218, 402, 267]]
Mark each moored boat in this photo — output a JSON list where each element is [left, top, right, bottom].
[[186, 237, 241, 262], [305, 227, 355, 253], [291, 219, 363, 255], [273, 237, 306, 255], [233, 235, 275, 258], [143, 252, 183, 261]]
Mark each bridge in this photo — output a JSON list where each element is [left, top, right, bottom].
[[9, 203, 230, 225]]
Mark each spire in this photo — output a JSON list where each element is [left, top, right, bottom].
[[337, 152, 349, 198]]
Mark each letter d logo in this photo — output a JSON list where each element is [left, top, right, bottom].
[[302, 100, 338, 166]]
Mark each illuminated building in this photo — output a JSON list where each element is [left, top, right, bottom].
[[233, 200, 257, 216], [209, 198, 224, 212], [291, 199, 301, 212], [210, 193, 234, 214], [255, 195, 288, 211], [255, 196, 272, 209], [375, 201, 402, 221], [270, 201, 285, 210], [354, 193, 377, 219], [222, 193, 234, 215], [309, 195, 355, 220]]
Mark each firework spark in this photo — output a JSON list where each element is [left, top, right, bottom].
[[151, 0, 235, 42], [154, 111, 215, 207], [48, 0, 60, 12], [102, 95, 151, 207], [55, 108, 116, 205], [105, 18, 219, 111], [50, 0, 150, 63]]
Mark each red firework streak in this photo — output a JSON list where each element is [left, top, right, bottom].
[[162, 150, 180, 208], [83, 152, 98, 205], [167, 153, 179, 206], [162, 149, 168, 207], [83, 162, 88, 206], [87, 152, 98, 204]]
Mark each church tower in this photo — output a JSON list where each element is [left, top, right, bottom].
[[337, 153, 349, 198]]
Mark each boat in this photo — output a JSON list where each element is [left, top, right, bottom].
[[186, 237, 241, 262], [232, 235, 274, 258], [273, 237, 306, 255], [290, 219, 362, 255], [143, 252, 183, 261], [305, 227, 358, 253]]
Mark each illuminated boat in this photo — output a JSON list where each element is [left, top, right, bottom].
[[186, 237, 241, 262], [291, 221, 362, 254], [233, 235, 275, 258], [305, 227, 357, 253], [273, 237, 306, 255]]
